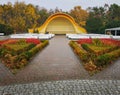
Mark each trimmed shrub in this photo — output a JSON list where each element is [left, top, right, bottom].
[[95, 48, 120, 66], [41, 40, 49, 47], [4, 43, 35, 55], [81, 43, 119, 56], [81, 44, 91, 52], [23, 40, 49, 59], [28, 44, 42, 57], [69, 41, 89, 62], [69, 41, 77, 49], [92, 38, 103, 46]]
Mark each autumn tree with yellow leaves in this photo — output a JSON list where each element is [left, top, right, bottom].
[[0, 2, 40, 33], [70, 6, 89, 27]]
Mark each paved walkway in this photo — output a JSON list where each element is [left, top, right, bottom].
[[0, 36, 120, 86], [0, 36, 120, 94], [0, 80, 120, 95]]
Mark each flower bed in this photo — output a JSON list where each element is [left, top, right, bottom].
[[0, 39, 18, 46], [69, 41, 89, 62], [26, 38, 41, 45], [95, 48, 120, 66], [81, 44, 118, 56], [100, 38, 120, 46], [69, 38, 120, 75], [0, 38, 49, 74], [4, 43, 35, 55], [77, 38, 92, 44], [77, 38, 120, 46]]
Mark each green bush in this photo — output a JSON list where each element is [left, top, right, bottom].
[[81, 44, 92, 52], [81, 43, 119, 56], [29, 44, 42, 56], [69, 41, 89, 62], [41, 40, 49, 47], [0, 47, 9, 57], [92, 39, 103, 46], [69, 41, 76, 49], [95, 48, 120, 66], [20, 52, 32, 60], [4, 43, 35, 55], [26, 40, 49, 58]]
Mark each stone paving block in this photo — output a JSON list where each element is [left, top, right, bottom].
[[1, 80, 120, 95]]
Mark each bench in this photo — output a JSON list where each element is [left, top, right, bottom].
[[0, 33, 4, 36]]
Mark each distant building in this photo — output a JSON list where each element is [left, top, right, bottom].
[[105, 27, 120, 36]]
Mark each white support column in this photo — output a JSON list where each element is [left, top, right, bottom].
[[105, 30, 107, 34], [109, 30, 111, 35], [115, 30, 117, 36]]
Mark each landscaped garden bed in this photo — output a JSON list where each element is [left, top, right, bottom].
[[69, 38, 120, 75], [0, 38, 49, 74]]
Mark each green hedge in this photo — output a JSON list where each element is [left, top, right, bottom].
[[4, 43, 35, 55], [95, 48, 120, 66], [81, 44, 92, 52], [81, 44, 118, 56], [69, 41, 89, 62], [0, 40, 49, 71], [22, 40, 49, 60]]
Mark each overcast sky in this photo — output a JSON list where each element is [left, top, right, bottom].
[[0, 0, 120, 11]]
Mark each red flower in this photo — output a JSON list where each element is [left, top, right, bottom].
[[100, 38, 120, 46], [77, 38, 92, 44], [26, 38, 41, 45], [0, 39, 9, 46]]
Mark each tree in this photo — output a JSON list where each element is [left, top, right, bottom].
[[86, 5, 108, 34], [70, 6, 89, 27], [0, 2, 13, 24], [49, 9, 54, 15], [86, 17, 103, 33], [0, 23, 13, 35], [105, 20, 120, 28], [37, 8, 49, 26], [105, 4, 120, 29], [0, 2, 40, 33], [107, 4, 120, 21], [0, 5, 4, 24], [25, 4, 40, 29], [54, 7, 60, 13]]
